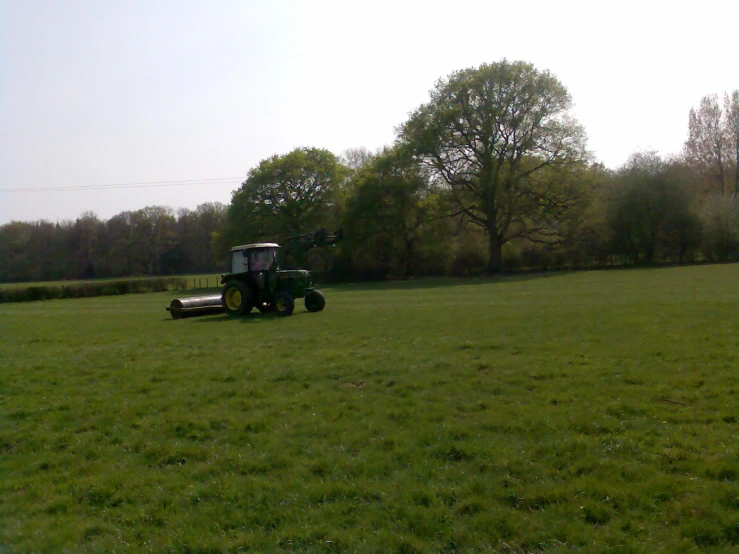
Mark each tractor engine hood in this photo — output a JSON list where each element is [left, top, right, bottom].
[[277, 269, 311, 279]]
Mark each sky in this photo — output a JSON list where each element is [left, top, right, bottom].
[[1, 0, 737, 225]]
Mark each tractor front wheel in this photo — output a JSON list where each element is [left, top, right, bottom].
[[274, 292, 295, 316], [305, 290, 325, 312], [222, 281, 252, 316]]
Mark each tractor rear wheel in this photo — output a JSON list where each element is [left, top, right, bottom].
[[274, 292, 295, 316], [305, 290, 325, 312], [222, 281, 252, 316]]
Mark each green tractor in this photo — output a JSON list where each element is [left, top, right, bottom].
[[219, 228, 341, 317]]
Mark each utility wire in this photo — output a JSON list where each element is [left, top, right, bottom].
[[0, 177, 243, 193]]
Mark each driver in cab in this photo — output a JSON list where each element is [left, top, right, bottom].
[[251, 250, 274, 271]]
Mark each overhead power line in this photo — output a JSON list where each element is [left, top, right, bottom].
[[0, 177, 244, 193]]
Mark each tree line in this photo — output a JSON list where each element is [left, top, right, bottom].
[[0, 203, 227, 282], [1, 60, 738, 283]]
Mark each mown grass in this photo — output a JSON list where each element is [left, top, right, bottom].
[[1, 265, 738, 553]]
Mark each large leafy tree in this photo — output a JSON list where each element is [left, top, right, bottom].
[[605, 152, 700, 264], [727, 91, 739, 196], [70, 211, 103, 278], [341, 146, 439, 278], [128, 206, 177, 275], [176, 202, 228, 272], [399, 59, 588, 272], [227, 147, 347, 243], [699, 194, 739, 262], [684, 91, 739, 196]]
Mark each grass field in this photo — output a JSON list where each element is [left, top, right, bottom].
[[1, 265, 738, 553]]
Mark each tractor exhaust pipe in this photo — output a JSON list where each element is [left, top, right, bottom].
[[166, 294, 224, 319]]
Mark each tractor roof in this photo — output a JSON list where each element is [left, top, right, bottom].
[[229, 243, 280, 252]]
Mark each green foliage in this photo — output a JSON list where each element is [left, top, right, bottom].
[[700, 193, 739, 262], [605, 152, 702, 263], [175, 203, 229, 274], [0, 203, 228, 284], [399, 59, 589, 272], [227, 147, 348, 244], [684, 91, 739, 195], [2, 265, 739, 551], [450, 226, 489, 276], [337, 146, 447, 279], [0, 277, 189, 303]]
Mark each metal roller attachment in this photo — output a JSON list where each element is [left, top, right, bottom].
[[166, 294, 224, 319]]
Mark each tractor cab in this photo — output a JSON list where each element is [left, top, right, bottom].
[[229, 243, 280, 274], [222, 242, 318, 317]]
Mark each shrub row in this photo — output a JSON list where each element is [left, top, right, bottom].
[[0, 277, 189, 304]]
